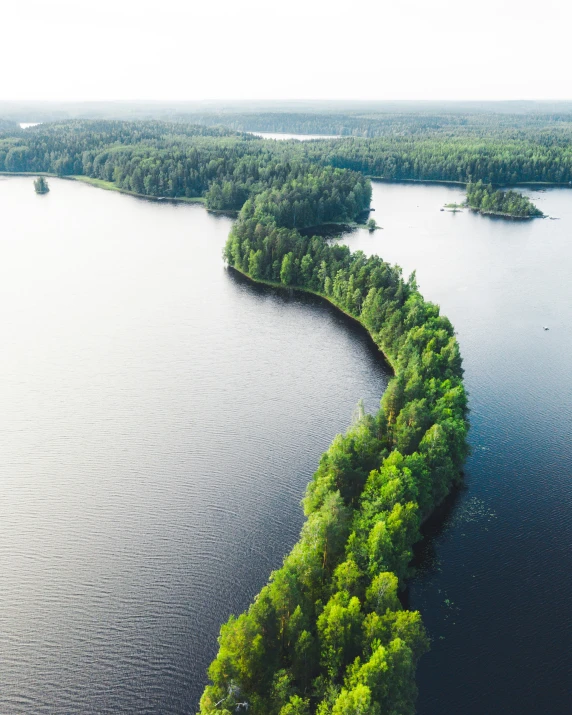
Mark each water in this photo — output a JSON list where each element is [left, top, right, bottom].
[[247, 131, 339, 141], [2, 176, 571, 714], [343, 182, 572, 714], [0, 176, 390, 713]]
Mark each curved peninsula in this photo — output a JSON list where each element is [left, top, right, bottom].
[[198, 188, 469, 714]]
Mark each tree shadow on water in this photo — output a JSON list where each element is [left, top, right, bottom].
[[226, 266, 393, 375], [401, 484, 466, 610]]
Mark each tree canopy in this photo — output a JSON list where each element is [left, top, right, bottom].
[[33, 175, 49, 193], [2, 117, 572, 207], [199, 163, 468, 714], [466, 180, 543, 217]]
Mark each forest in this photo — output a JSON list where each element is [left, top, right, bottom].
[[3, 117, 572, 203], [465, 181, 543, 217], [165, 107, 572, 142], [0, 118, 17, 131], [0, 121, 370, 219]]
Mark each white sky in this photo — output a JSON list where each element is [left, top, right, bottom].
[[2, 0, 570, 102]]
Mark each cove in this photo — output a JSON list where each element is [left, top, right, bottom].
[[0, 176, 390, 714]]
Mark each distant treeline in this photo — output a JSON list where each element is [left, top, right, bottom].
[[5, 99, 572, 122], [198, 182, 469, 714], [2, 119, 572, 197], [169, 109, 572, 140], [169, 111, 469, 137], [0, 118, 18, 132], [305, 134, 572, 185], [466, 181, 543, 218]]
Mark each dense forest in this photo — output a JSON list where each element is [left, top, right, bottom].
[[198, 181, 469, 714], [166, 108, 572, 141], [0, 121, 368, 219], [305, 134, 572, 185], [466, 181, 543, 218], [2, 118, 572, 203], [0, 118, 17, 132]]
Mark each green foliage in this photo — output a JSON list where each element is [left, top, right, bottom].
[[33, 175, 49, 193], [280, 696, 311, 715], [0, 120, 370, 216], [466, 180, 543, 217], [280, 253, 295, 285], [6, 116, 572, 214], [200, 170, 468, 713]]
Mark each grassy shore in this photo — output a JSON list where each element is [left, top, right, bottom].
[[0, 172, 205, 204], [69, 176, 205, 203], [0, 171, 55, 177]]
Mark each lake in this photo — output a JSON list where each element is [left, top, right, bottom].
[[1, 175, 571, 714], [246, 131, 339, 141], [0, 176, 390, 714]]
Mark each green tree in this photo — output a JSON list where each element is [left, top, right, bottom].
[[318, 592, 363, 680], [280, 252, 295, 285], [33, 176, 49, 194]]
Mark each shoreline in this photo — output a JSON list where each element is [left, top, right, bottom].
[[228, 265, 397, 374], [470, 207, 544, 220], [2, 171, 568, 208], [227, 264, 454, 530], [69, 176, 205, 204], [0, 172, 206, 205], [229, 265, 465, 528], [370, 176, 572, 189]]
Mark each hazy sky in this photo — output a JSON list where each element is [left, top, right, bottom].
[[3, 0, 570, 101]]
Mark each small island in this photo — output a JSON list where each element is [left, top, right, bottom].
[[444, 202, 464, 212], [466, 180, 543, 218], [33, 176, 50, 194]]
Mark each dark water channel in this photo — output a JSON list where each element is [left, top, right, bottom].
[[1, 175, 571, 714], [344, 182, 572, 714]]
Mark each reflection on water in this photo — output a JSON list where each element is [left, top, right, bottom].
[[343, 182, 572, 715], [246, 131, 339, 141]]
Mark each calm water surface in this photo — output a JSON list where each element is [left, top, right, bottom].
[[347, 182, 572, 714], [247, 131, 339, 141], [0, 177, 390, 713], [2, 176, 571, 714]]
